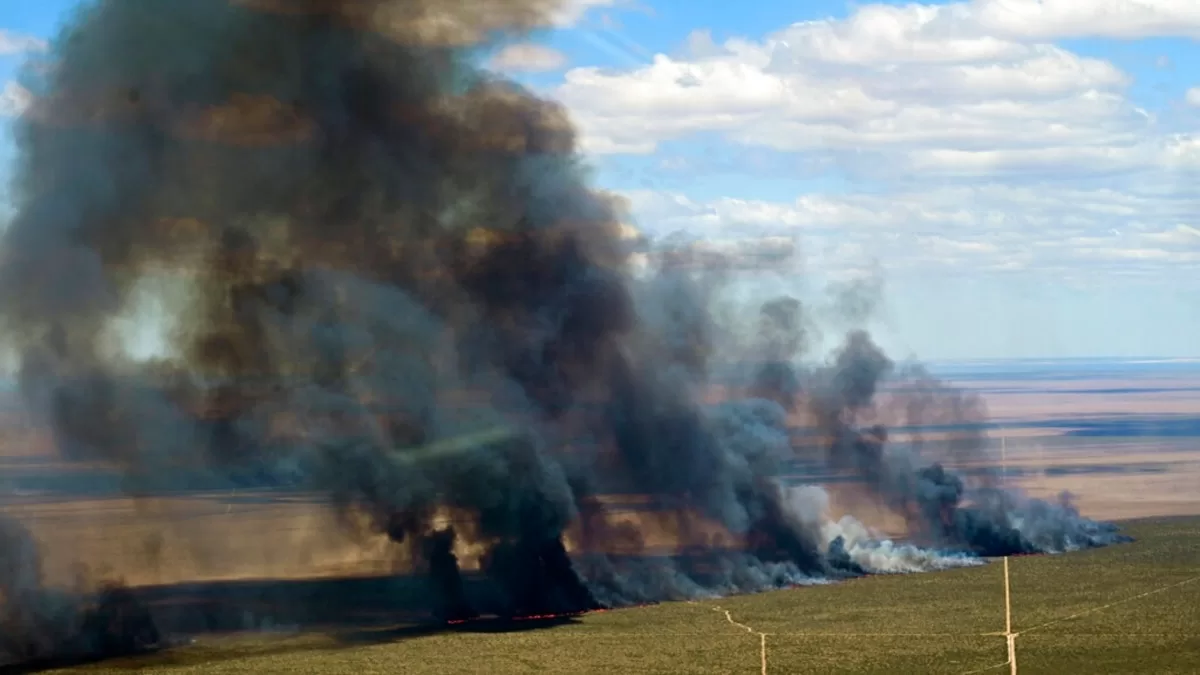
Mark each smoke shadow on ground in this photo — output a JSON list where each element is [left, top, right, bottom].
[[0, 572, 592, 674], [336, 614, 582, 645], [0, 614, 583, 675]]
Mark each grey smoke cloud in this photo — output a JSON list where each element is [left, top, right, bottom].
[[0, 0, 1126, 666]]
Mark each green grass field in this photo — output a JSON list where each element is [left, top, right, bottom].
[[47, 516, 1200, 675]]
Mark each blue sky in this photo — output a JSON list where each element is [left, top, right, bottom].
[[3, 0, 1200, 361]]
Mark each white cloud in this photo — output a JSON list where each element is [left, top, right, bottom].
[[535, 1, 1200, 355], [622, 183, 1200, 279], [488, 43, 568, 72], [523, 0, 1200, 296], [561, 48, 1146, 171], [969, 0, 1200, 41], [763, 1, 1200, 59], [552, 0, 1200, 181], [768, 1, 1200, 59], [0, 30, 46, 55], [771, 4, 1026, 65], [0, 82, 32, 117]]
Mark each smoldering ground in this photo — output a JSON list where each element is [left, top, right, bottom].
[[0, 0, 1127, 666]]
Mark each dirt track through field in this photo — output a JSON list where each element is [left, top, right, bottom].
[[714, 606, 768, 675]]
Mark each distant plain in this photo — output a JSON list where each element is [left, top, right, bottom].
[[0, 359, 1198, 674], [21, 516, 1200, 674], [1, 358, 1198, 585]]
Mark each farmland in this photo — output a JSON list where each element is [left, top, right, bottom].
[[18, 516, 1198, 675]]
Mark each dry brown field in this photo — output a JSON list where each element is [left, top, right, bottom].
[[0, 365, 1197, 592]]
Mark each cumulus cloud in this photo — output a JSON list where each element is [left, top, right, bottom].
[[552, 0, 1200, 180], [769, 3, 1026, 65], [488, 43, 568, 72], [768, 1, 1200, 58], [969, 0, 1200, 41]]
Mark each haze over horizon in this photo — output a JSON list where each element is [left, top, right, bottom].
[[1, 0, 1199, 362]]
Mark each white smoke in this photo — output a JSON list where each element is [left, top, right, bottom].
[[781, 484, 983, 574]]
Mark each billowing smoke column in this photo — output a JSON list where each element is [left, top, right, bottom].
[[803, 331, 1128, 556], [0, 0, 1125, 665], [1, 514, 160, 663]]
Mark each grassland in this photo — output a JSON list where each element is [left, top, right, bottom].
[[4, 366, 1198, 674], [30, 516, 1199, 675]]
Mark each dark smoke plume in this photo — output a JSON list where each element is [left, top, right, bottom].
[[0, 0, 1125, 665], [801, 332, 1128, 557], [1, 514, 160, 664]]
